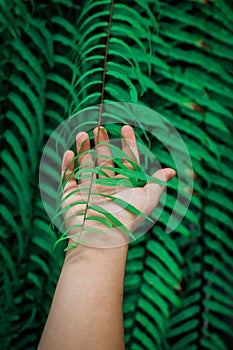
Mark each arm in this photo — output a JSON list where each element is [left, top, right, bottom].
[[38, 125, 175, 350], [38, 244, 128, 350]]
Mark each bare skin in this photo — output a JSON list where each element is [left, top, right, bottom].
[[38, 125, 176, 350]]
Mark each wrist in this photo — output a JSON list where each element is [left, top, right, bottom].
[[64, 239, 129, 267]]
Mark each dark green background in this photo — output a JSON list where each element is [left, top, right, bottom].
[[1, 0, 233, 349]]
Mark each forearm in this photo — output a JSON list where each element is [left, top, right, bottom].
[[38, 243, 128, 350]]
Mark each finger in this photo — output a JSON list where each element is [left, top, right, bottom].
[[144, 168, 176, 193], [142, 168, 176, 217], [121, 125, 140, 169], [76, 131, 95, 184], [61, 150, 77, 192], [93, 126, 115, 178]]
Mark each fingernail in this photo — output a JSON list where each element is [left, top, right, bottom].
[[76, 131, 88, 139]]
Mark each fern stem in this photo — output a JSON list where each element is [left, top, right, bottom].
[[98, 0, 115, 123], [76, 0, 115, 244]]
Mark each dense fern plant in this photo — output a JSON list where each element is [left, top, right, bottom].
[[1, 0, 233, 349]]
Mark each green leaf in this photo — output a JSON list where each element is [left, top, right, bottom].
[[144, 270, 181, 307], [88, 204, 136, 240], [203, 312, 233, 336], [147, 240, 182, 280], [99, 193, 153, 222]]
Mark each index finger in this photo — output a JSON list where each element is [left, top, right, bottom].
[[76, 131, 95, 185]]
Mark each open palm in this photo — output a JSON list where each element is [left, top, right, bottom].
[[61, 125, 176, 248]]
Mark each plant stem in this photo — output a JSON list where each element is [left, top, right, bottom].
[[77, 0, 115, 245]]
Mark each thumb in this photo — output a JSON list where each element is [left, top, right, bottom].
[[152, 168, 176, 185], [142, 168, 176, 217], [144, 168, 176, 194]]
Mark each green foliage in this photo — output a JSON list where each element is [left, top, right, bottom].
[[1, 0, 233, 349]]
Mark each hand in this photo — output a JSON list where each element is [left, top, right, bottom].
[[61, 125, 176, 248]]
